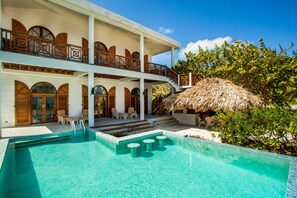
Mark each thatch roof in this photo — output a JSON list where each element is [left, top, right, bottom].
[[162, 94, 179, 110], [167, 78, 262, 112]]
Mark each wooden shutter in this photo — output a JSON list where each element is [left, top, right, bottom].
[[57, 84, 69, 114], [108, 46, 116, 65], [15, 81, 30, 125], [55, 33, 68, 58], [125, 49, 132, 67], [82, 37, 88, 61], [12, 19, 27, 34], [108, 87, 116, 117], [144, 55, 149, 73], [82, 85, 88, 110], [144, 89, 148, 114], [124, 87, 131, 112]]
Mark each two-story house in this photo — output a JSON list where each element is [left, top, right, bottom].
[[0, 0, 198, 131]]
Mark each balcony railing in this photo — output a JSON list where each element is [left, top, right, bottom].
[[1, 28, 200, 87], [94, 51, 140, 72], [1, 29, 88, 63]]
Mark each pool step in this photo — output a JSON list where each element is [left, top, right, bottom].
[[15, 135, 71, 147], [153, 116, 179, 126], [95, 120, 155, 137]]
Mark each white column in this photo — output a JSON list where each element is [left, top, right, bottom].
[[171, 47, 175, 68], [0, 62, 2, 138], [88, 72, 95, 127], [88, 15, 94, 64], [189, 72, 192, 87], [140, 78, 145, 120], [140, 35, 144, 72], [0, 0, 2, 49]]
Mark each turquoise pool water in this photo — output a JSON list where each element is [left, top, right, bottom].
[[0, 131, 290, 197]]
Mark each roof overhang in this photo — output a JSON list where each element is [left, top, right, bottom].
[[48, 0, 180, 50]]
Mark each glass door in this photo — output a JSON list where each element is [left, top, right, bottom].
[[31, 96, 43, 123], [94, 95, 107, 118], [31, 95, 56, 123]]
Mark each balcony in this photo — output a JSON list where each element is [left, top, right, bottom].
[[1, 28, 200, 86]]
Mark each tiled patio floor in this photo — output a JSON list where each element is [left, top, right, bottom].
[[1, 115, 221, 142]]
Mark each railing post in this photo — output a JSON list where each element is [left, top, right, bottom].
[[189, 72, 192, 87], [178, 74, 180, 87]]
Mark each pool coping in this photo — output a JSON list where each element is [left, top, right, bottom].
[[0, 128, 296, 197]]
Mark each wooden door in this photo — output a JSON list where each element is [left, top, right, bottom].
[[125, 49, 132, 67], [82, 85, 88, 110], [108, 87, 116, 117], [15, 81, 30, 125], [124, 87, 131, 112], [94, 95, 107, 118], [57, 84, 69, 114]]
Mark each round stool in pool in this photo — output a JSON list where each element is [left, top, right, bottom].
[[156, 135, 167, 147], [127, 143, 140, 158], [143, 139, 155, 152]]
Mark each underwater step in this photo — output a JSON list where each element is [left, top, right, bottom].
[[15, 135, 71, 147]]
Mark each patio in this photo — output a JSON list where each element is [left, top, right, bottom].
[[1, 115, 221, 142]]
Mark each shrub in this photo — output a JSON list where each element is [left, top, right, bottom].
[[215, 108, 297, 156]]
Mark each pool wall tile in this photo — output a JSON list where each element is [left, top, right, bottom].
[[0, 139, 9, 172]]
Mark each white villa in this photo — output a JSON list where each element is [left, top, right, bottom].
[[0, 0, 198, 133]]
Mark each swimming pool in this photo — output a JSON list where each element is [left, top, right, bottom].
[[0, 130, 296, 197]]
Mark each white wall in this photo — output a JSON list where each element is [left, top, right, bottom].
[[2, 0, 151, 58], [1, 71, 153, 127]]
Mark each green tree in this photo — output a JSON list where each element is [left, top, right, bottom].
[[152, 83, 172, 100], [176, 39, 297, 107]]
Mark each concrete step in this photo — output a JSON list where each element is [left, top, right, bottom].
[[153, 116, 179, 126]]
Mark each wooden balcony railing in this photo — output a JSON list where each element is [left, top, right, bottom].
[[1, 29, 88, 63], [1, 28, 200, 87], [146, 62, 178, 84], [94, 51, 140, 72]]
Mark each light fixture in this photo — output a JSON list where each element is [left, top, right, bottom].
[[91, 87, 95, 95]]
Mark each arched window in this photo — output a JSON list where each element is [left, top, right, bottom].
[[31, 82, 56, 94], [132, 52, 140, 60], [28, 26, 55, 41], [94, 42, 108, 53], [93, 85, 107, 95], [131, 88, 140, 96]]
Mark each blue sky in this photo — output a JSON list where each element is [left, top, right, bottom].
[[89, 0, 297, 65]]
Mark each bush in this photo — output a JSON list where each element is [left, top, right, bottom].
[[215, 108, 297, 156]]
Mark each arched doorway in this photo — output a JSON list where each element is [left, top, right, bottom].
[[31, 82, 57, 123], [93, 85, 108, 118], [131, 88, 140, 114]]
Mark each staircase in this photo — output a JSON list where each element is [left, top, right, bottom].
[[93, 120, 155, 137], [152, 116, 179, 127]]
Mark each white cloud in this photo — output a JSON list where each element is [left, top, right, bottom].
[[158, 26, 174, 34], [178, 36, 232, 60]]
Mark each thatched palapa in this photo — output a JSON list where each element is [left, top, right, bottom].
[[166, 78, 262, 112], [162, 94, 179, 110]]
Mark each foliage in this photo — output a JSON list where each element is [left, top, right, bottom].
[[215, 108, 297, 156], [152, 83, 172, 100], [175, 39, 297, 107]]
